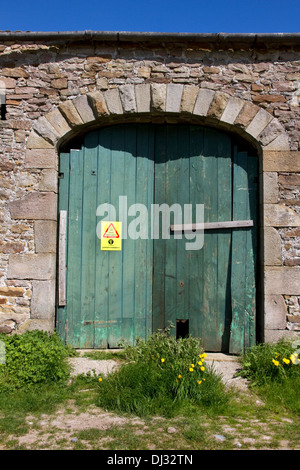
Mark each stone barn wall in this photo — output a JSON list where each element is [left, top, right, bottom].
[[0, 31, 299, 346]]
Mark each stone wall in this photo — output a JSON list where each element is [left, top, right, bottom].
[[0, 32, 299, 345]]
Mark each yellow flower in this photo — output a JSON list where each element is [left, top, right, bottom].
[[99, 377, 103, 382], [197, 380, 202, 385], [190, 364, 195, 368], [199, 353, 207, 359], [177, 374, 182, 379], [189, 368, 194, 372], [200, 366, 205, 371], [198, 361, 202, 366], [161, 358, 165, 363], [272, 359, 279, 366], [290, 354, 299, 364], [283, 357, 290, 364]]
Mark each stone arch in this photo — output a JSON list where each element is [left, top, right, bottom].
[[9, 83, 292, 338], [26, 83, 290, 154]]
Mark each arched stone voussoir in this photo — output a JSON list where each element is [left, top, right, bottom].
[[26, 83, 291, 152]]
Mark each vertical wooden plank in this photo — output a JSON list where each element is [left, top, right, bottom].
[[230, 149, 256, 353], [164, 125, 181, 332], [152, 125, 167, 332], [107, 126, 125, 347], [188, 126, 205, 342], [145, 130, 155, 339], [121, 125, 136, 344], [94, 127, 112, 348], [80, 131, 99, 348], [201, 128, 219, 350], [134, 125, 154, 341], [65, 149, 84, 347], [216, 132, 232, 352], [175, 125, 190, 327], [57, 153, 70, 342]]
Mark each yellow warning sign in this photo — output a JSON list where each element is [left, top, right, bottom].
[[101, 221, 122, 251]]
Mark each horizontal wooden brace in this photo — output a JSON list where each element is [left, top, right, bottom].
[[170, 220, 254, 232]]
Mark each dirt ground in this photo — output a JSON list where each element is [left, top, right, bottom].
[[2, 354, 298, 450]]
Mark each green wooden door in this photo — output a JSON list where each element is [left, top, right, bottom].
[[57, 124, 257, 352]]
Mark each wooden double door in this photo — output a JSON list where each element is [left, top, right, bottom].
[[57, 124, 258, 353]]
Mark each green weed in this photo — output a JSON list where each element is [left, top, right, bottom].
[[0, 330, 71, 391], [98, 327, 230, 417]]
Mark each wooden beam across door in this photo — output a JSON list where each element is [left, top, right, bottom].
[[170, 220, 254, 232]]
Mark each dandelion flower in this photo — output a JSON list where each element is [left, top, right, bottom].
[[189, 368, 194, 372], [99, 377, 103, 382], [198, 361, 202, 366], [283, 358, 290, 364], [161, 358, 165, 363], [200, 366, 205, 371], [197, 380, 202, 385], [290, 354, 298, 364], [177, 375, 182, 379], [272, 359, 279, 366], [190, 364, 195, 368]]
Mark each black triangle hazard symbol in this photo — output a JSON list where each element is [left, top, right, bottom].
[[103, 223, 119, 238]]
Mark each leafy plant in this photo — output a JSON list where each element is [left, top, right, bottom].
[[97, 327, 229, 417], [239, 339, 300, 386], [0, 330, 71, 391]]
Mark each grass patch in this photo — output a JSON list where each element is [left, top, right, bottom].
[[238, 339, 300, 415], [97, 328, 230, 417]]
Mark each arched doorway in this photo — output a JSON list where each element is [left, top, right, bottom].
[[56, 123, 258, 353]]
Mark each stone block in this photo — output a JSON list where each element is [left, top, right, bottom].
[[0, 286, 25, 297], [32, 116, 60, 145], [104, 88, 123, 114], [45, 108, 71, 136], [7, 253, 56, 280], [135, 84, 151, 113], [25, 149, 57, 169], [72, 94, 95, 123], [166, 83, 183, 113], [264, 134, 290, 151], [87, 90, 109, 117], [9, 192, 57, 221], [193, 89, 215, 116], [180, 85, 199, 113], [119, 84, 136, 113], [207, 92, 230, 120], [265, 294, 287, 329], [150, 83, 167, 112], [264, 227, 282, 265], [258, 119, 286, 147], [220, 97, 244, 124], [263, 172, 278, 203], [31, 280, 55, 320], [39, 169, 58, 192], [16, 319, 54, 334], [34, 220, 57, 253], [26, 131, 53, 149], [265, 267, 300, 295], [264, 204, 300, 227], [234, 101, 259, 128], [263, 151, 300, 172], [246, 108, 273, 138], [59, 100, 83, 127], [264, 329, 299, 344]]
